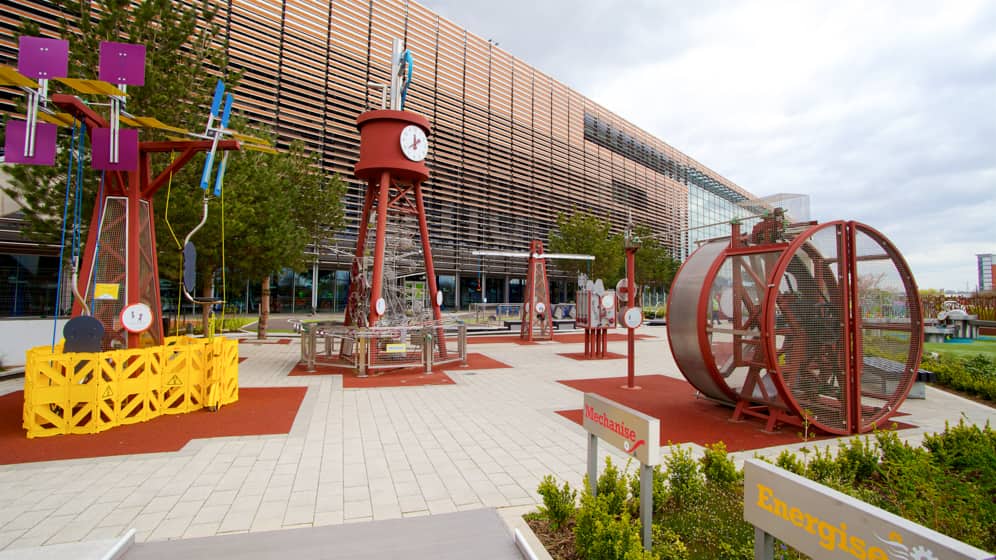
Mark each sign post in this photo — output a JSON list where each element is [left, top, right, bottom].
[[582, 393, 659, 551], [743, 459, 994, 560]]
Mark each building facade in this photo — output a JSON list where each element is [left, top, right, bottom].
[[1, 0, 757, 315], [979, 254, 994, 293]]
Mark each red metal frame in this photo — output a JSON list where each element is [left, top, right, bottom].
[[53, 95, 239, 349], [521, 240, 553, 342]]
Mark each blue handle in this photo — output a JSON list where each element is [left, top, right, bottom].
[[400, 50, 413, 110], [213, 151, 229, 196], [220, 93, 233, 128], [200, 151, 214, 190], [209, 80, 225, 118]]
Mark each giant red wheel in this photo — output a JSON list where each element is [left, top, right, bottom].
[[667, 217, 921, 434]]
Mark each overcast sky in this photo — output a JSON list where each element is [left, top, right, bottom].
[[419, 0, 996, 292]]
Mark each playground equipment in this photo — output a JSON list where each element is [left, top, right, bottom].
[[2, 37, 267, 435], [306, 38, 465, 377], [473, 242, 593, 341], [576, 276, 617, 358], [667, 210, 923, 435]]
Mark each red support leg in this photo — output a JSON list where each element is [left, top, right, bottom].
[[367, 171, 392, 327]]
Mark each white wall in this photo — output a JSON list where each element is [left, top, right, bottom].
[[0, 318, 69, 367]]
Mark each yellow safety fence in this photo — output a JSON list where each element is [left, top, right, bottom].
[[23, 336, 239, 438]]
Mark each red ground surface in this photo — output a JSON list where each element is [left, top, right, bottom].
[[556, 375, 915, 452], [239, 338, 292, 345], [285, 352, 511, 388], [553, 333, 654, 344], [0, 387, 307, 465], [558, 351, 627, 361]]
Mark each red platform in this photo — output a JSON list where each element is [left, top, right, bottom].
[[555, 375, 915, 452], [285, 352, 511, 388], [0, 387, 306, 465]]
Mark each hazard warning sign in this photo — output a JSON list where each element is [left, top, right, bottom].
[[166, 375, 183, 387], [102, 386, 113, 399]]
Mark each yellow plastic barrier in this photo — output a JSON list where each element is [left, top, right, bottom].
[[23, 336, 239, 438]]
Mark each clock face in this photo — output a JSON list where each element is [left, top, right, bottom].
[[400, 124, 428, 162], [623, 307, 643, 329], [120, 302, 154, 333]]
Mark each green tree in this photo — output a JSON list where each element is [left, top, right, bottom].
[[195, 137, 345, 338], [548, 210, 623, 285], [629, 224, 680, 302], [3, 0, 237, 245]]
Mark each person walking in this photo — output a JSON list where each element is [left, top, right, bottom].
[[711, 294, 721, 325]]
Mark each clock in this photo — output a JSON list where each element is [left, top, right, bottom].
[[120, 302, 154, 333], [400, 124, 428, 161], [622, 307, 643, 329]]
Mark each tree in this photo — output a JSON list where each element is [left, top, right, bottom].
[[3, 0, 237, 245], [548, 210, 623, 285], [197, 137, 345, 338], [629, 224, 680, 302]]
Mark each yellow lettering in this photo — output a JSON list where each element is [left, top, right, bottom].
[[804, 513, 819, 534], [868, 547, 888, 560], [789, 507, 804, 527], [817, 521, 837, 551], [772, 497, 789, 521], [839, 522, 849, 552], [756, 484, 773, 512], [849, 536, 867, 560]]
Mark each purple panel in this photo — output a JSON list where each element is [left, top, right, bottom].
[[18, 36, 69, 79], [98, 42, 146, 86], [91, 128, 139, 171], [4, 120, 57, 166]]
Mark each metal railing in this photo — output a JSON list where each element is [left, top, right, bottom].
[[300, 321, 467, 376]]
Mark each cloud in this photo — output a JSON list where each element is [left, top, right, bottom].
[[419, 0, 996, 290]]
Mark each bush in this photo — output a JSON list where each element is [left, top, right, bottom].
[[922, 353, 996, 401], [700, 442, 740, 488], [536, 475, 576, 531]]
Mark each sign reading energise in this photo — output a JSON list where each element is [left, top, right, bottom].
[[582, 393, 659, 465], [743, 459, 993, 560]]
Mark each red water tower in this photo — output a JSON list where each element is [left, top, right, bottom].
[[343, 108, 444, 334]]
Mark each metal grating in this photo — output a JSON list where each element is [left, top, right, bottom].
[[774, 225, 848, 432], [138, 200, 162, 345], [90, 197, 127, 351], [853, 225, 918, 429]]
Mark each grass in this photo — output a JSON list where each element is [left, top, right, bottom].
[[924, 338, 996, 360]]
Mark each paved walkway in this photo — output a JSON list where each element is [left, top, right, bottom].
[[0, 326, 993, 555]]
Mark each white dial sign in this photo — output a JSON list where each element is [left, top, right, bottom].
[[120, 302, 154, 333], [400, 124, 428, 161], [623, 307, 643, 329]]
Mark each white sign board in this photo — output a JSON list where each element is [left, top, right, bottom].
[[743, 459, 993, 560], [582, 393, 659, 465]]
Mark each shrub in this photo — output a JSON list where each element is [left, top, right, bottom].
[[774, 449, 805, 475], [596, 456, 632, 516], [536, 475, 576, 531], [574, 471, 656, 560], [835, 435, 879, 483], [700, 442, 740, 488]]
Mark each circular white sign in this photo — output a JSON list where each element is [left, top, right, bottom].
[[615, 278, 630, 302], [623, 307, 643, 329], [400, 124, 428, 161], [375, 298, 386, 315], [601, 293, 616, 309], [435, 291, 443, 306], [535, 302, 546, 314], [120, 302, 153, 333]]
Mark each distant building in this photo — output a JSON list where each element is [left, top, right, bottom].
[[979, 253, 995, 292]]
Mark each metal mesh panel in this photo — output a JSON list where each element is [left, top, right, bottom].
[[708, 252, 781, 398], [138, 200, 162, 345], [90, 197, 127, 351], [854, 226, 916, 428], [774, 225, 849, 432]]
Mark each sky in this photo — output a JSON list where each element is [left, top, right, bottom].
[[419, 0, 996, 292]]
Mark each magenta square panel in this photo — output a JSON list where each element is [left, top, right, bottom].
[[91, 128, 139, 171], [18, 36, 69, 80], [98, 41, 146, 86], [4, 120, 58, 166]]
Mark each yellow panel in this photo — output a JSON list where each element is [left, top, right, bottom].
[[38, 112, 75, 127], [0, 65, 38, 88], [134, 116, 188, 134], [243, 144, 279, 154], [54, 77, 128, 96], [231, 132, 271, 145]]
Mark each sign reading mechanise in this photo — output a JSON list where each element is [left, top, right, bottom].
[[582, 393, 659, 465], [744, 459, 993, 560]]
